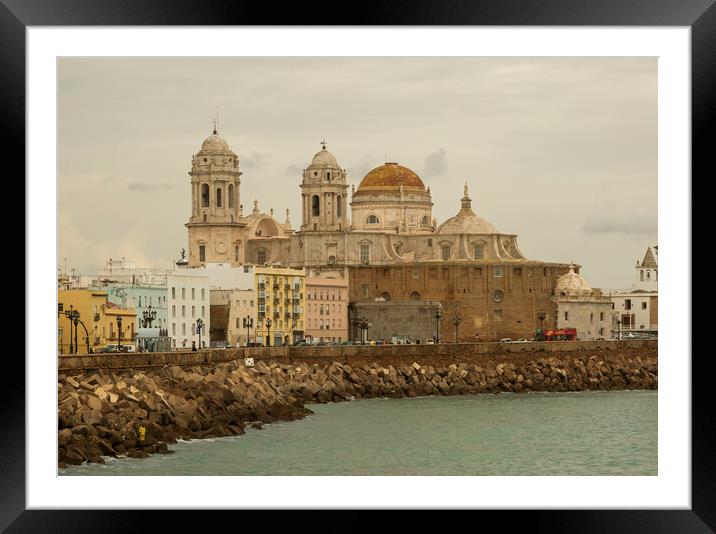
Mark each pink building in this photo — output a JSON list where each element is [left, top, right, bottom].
[[305, 271, 349, 343]]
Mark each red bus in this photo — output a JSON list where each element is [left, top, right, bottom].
[[543, 328, 577, 341]]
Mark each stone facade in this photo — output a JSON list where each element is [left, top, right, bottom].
[[351, 300, 442, 343]]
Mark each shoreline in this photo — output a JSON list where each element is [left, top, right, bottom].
[[58, 353, 657, 468]]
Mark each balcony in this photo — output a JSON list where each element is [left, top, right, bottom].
[[93, 313, 100, 322]]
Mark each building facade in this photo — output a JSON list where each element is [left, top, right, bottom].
[[254, 266, 306, 346], [607, 245, 658, 335], [305, 269, 349, 343], [553, 266, 613, 341], [104, 301, 137, 350], [57, 289, 108, 355]]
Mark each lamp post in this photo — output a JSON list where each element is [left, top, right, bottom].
[[537, 309, 546, 340], [434, 309, 444, 343], [243, 316, 254, 347], [196, 318, 204, 349], [616, 318, 622, 341], [266, 318, 272, 347], [116, 315, 123, 352], [358, 318, 369, 344], [452, 316, 461, 343], [142, 304, 157, 328]]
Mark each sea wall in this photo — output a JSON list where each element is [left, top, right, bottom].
[[58, 339, 657, 372], [58, 348, 657, 468]]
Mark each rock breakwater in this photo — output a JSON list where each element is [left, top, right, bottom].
[[58, 353, 656, 468]]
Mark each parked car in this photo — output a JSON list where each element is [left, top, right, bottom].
[[514, 338, 530, 343], [500, 338, 512, 343], [426, 339, 435, 345]]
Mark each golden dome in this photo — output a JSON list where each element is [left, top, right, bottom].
[[356, 163, 426, 192]]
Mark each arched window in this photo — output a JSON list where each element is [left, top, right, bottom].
[[328, 255, 336, 265], [421, 215, 429, 225], [381, 291, 391, 301], [359, 244, 370, 264], [337, 196, 342, 217], [201, 184, 210, 207], [441, 244, 451, 260], [312, 195, 320, 216], [326, 172, 331, 181], [474, 244, 484, 259], [257, 249, 267, 264], [410, 291, 421, 301], [367, 215, 379, 224], [216, 188, 222, 207], [228, 184, 235, 208]]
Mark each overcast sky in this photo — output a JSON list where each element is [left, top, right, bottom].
[[58, 57, 656, 288]]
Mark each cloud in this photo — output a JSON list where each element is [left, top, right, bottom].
[[423, 148, 447, 177], [128, 182, 173, 191], [284, 164, 302, 176], [582, 206, 657, 235], [241, 150, 269, 169]]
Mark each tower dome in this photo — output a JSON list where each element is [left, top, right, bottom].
[[555, 265, 592, 296], [309, 146, 339, 168], [356, 162, 426, 193], [200, 131, 232, 153], [437, 183, 499, 234]]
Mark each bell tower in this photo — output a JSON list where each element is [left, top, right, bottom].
[[299, 141, 349, 232], [186, 127, 246, 266]]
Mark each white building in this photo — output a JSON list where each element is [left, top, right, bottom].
[[606, 245, 658, 336], [93, 258, 212, 349]]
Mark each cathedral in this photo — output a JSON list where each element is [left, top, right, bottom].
[[185, 129, 576, 340]]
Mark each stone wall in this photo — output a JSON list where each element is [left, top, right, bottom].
[[58, 339, 657, 372]]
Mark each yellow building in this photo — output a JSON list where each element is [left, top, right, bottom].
[[58, 289, 108, 355], [104, 302, 138, 351], [255, 266, 305, 346]]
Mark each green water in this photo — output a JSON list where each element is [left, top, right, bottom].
[[60, 390, 657, 476]]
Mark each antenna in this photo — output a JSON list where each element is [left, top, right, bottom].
[[216, 105, 219, 133]]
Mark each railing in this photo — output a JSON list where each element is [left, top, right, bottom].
[[617, 324, 658, 331]]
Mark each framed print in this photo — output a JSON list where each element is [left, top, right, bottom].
[[7, 0, 710, 529]]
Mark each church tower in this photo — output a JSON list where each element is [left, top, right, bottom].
[[186, 127, 246, 266], [299, 141, 349, 233]]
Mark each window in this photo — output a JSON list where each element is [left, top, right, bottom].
[[216, 188, 222, 207], [228, 184, 235, 208], [474, 244, 484, 259], [326, 172, 331, 181], [493, 309, 502, 319], [201, 288, 205, 300], [625, 299, 632, 310], [182, 305, 186, 318], [201, 184, 209, 207], [312, 195, 320, 216], [328, 255, 336, 265], [172, 305, 176, 317], [412, 269, 420, 279], [257, 249, 267, 264], [381, 291, 391, 301], [410, 291, 421, 301], [641, 302, 647, 310], [337, 196, 342, 217], [421, 215, 429, 225], [600, 312, 605, 321], [182, 324, 186, 335], [492, 290, 504, 303], [640, 270, 644, 281], [234, 245, 240, 262], [590, 313, 594, 323], [172, 323, 176, 336], [182, 288, 186, 299], [172, 287, 176, 299], [199, 245, 206, 262], [366, 215, 379, 224], [564, 311, 569, 321], [360, 244, 370, 264], [441, 244, 451, 260], [473, 267, 483, 277], [192, 288, 195, 300], [513, 268, 522, 276], [192, 306, 196, 318], [383, 268, 390, 277], [494, 267, 503, 278], [361, 284, 369, 297]]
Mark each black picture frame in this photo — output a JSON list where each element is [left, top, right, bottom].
[[6, 0, 708, 529]]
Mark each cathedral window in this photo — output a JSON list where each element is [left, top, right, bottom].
[[326, 172, 331, 181], [199, 245, 206, 263], [381, 291, 391, 301], [337, 196, 342, 217], [312, 195, 320, 216], [474, 244, 484, 259], [493, 266, 503, 277], [216, 188, 222, 207], [441, 245, 451, 260], [360, 244, 370, 264], [328, 255, 336, 265], [228, 184, 235, 208], [201, 184, 210, 207], [367, 215, 379, 224], [410, 291, 421, 301], [234, 245, 240, 262], [421, 216, 429, 225], [257, 249, 267, 264]]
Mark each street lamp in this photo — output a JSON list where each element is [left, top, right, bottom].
[[142, 304, 157, 328], [358, 318, 370, 344], [616, 318, 622, 341], [116, 315, 123, 352], [265, 318, 272, 347], [537, 309, 547, 340], [196, 318, 204, 349], [434, 309, 444, 343], [243, 316, 254, 347], [452, 316, 461, 343]]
